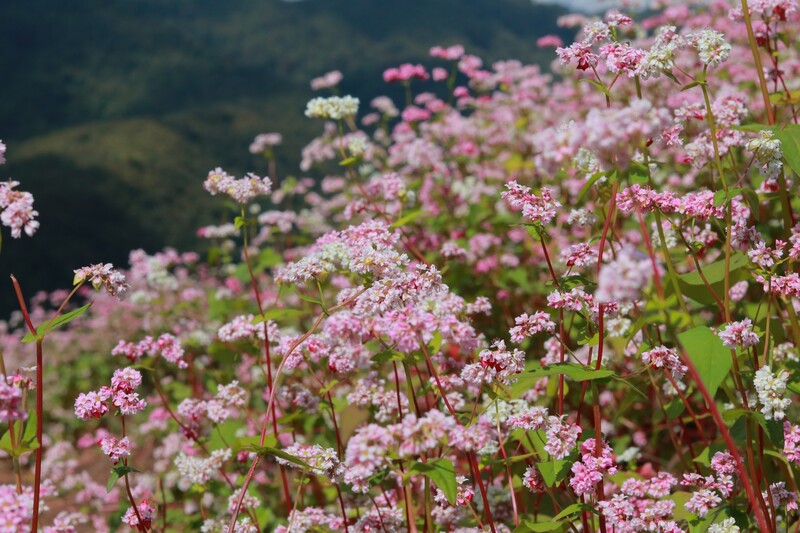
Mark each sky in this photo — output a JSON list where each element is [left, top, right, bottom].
[[532, 0, 650, 13]]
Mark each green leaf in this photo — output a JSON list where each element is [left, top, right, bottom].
[[536, 459, 572, 486], [22, 303, 93, 343], [514, 521, 566, 533], [247, 446, 312, 469], [578, 77, 610, 97], [107, 466, 139, 493], [407, 458, 458, 505], [676, 253, 749, 306], [339, 156, 359, 166], [296, 292, 324, 307], [391, 210, 425, 228], [553, 502, 595, 521], [252, 308, 305, 323], [774, 124, 800, 177], [681, 80, 703, 92], [677, 326, 732, 397], [517, 362, 615, 383]]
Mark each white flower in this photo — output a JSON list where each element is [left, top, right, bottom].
[[754, 365, 791, 420], [305, 96, 360, 120], [708, 517, 740, 533], [692, 30, 731, 66]]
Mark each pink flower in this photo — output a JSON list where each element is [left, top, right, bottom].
[[641, 346, 687, 379], [383, 64, 429, 83], [717, 318, 759, 349], [429, 45, 465, 60], [784, 422, 800, 464], [74, 390, 111, 420], [122, 500, 155, 529], [509, 312, 556, 343], [310, 70, 343, 90], [536, 35, 563, 47], [0, 380, 25, 423], [111, 368, 142, 393], [203, 167, 272, 204], [99, 436, 131, 464], [502, 181, 560, 224], [112, 391, 147, 416], [73, 263, 128, 297], [544, 416, 581, 459]]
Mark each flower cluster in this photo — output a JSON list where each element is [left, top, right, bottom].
[[203, 167, 273, 204]]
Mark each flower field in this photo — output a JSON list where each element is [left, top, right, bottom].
[[2, 1, 800, 531]]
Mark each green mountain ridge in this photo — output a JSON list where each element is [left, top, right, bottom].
[[0, 0, 570, 311]]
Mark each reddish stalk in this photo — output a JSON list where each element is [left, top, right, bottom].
[[596, 182, 619, 278], [240, 210, 292, 513], [676, 344, 771, 532], [10, 275, 43, 533]]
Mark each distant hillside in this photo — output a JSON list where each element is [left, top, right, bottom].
[[0, 0, 570, 311]]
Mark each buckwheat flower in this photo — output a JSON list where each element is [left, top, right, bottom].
[[430, 44, 465, 60], [523, 466, 545, 493], [708, 518, 740, 533], [717, 318, 759, 349], [99, 436, 131, 464], [747, 130, 783, 180], [203, 167, 272, 204], [764, 481, 798, 512], [112, 391, 147, 416], [600, 42, 645, 77], [567, 208, 598, 226], [544, 415, 581, 459], [685, 488, 722, 517], [710, 451, 736, 475], [0, 140, 5, 164], [0, 180, 39, 238], [371, 96, 398, 117], [774, 342, 799, 363], [728, 280, 748, 302], [383, 63, 429, 82], [691, 30, 731, 67], [596, 246, 653, 304], [641, 346, 687, 379], [122, 499, 155, 529], [310, 70, 343, 90], [73, 263, 128, 297], [154, 333, 187, 368], [74, 389, 111, 420], [509, 311, 556, 343], [636, 25, 686, 79], [0, 379, 25, 423], [561, 242, 597, 268], [556, 41, 598, 71], [784, 422, 800, 464], [304, 96, 360, 120], [507, 406, 549, 430], [754, 365, 790, 420], [278, 443, 345, 482], [461, 340, 525, 385], [570, 438, 617, 495], [111, 368, 142, 394], [216, 380, 247, 407], [536, 35, 563, 47], [175, 449, 231, 487], [249, 133, 282, 153], [502, 181, 560, 224]]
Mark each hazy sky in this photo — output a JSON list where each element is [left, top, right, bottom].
[[532, 0, 650, 13]]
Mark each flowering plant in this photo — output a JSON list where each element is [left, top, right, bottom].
[[3, 1, 800, 532]]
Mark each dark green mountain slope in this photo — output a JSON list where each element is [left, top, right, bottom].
[[0, 0, 569, 311]]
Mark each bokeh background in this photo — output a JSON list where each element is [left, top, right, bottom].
[[0, 0, 615, 313]]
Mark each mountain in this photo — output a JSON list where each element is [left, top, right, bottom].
[[0, 0, 570, 312]]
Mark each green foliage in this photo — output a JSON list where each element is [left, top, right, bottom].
[[677, 326, 732, 397]]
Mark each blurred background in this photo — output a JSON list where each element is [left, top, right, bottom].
[[0, 0, 605, 313]]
